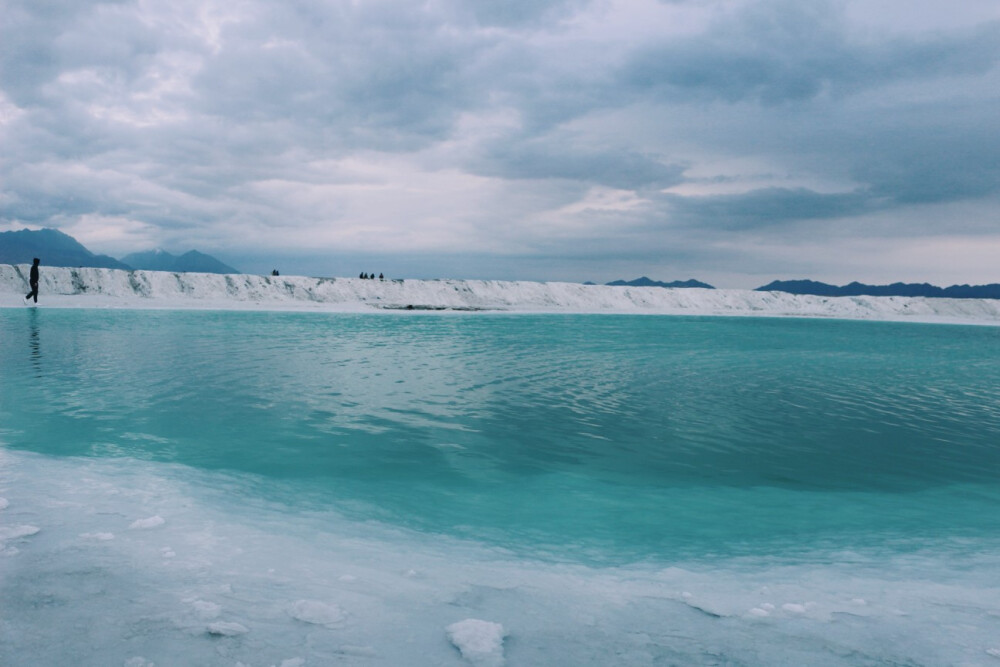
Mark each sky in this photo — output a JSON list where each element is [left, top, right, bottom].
[[1, 0, 998, 288]]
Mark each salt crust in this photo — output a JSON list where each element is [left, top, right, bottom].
[[80, 531, 115, 540], [206, 621, 249, 636], [2, 264, 1000, 326], [129, 515, 165, 530], [288, 599, 346, 625], [0, 525, 40, 540], [447, 618, 507, 667]]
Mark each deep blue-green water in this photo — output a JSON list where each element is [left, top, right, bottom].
[[2, 309, 999, 665]]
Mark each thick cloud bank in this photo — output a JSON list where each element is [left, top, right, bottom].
[[2, 0, 999, 285], [2, 264, 1000, 325]]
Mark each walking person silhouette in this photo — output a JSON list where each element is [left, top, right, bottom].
[[24, 258, 40, 304]]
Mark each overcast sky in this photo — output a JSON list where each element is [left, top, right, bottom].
[[1, 0, 998, 287]]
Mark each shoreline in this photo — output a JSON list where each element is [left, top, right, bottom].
[[2, 264, 1000, 326]]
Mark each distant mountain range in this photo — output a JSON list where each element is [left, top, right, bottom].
[[0, 228, 131, 270], [120, 248, 239, 274], [756, 279, 1000, 300], [604, 277, 716, 289], [0, 228, 239, 274]]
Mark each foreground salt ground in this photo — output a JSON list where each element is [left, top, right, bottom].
[[2, 449, 1000, 666], [3, 264, 1000, 324]]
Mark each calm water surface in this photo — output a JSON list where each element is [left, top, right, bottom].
[[2, 309, 999, 563]]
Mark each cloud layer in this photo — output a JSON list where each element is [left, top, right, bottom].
[[2, 0, 998, 285]]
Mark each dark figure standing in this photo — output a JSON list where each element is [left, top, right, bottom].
[[24, 258, 40, 304]]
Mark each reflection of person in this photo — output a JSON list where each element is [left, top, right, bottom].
[[29, 307, 41, 376], [24, 258, 40, 304]]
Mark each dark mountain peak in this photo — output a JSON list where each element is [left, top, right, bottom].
[[0, 227, 131, 269], [173, 250, 239, 274], [756, 279, 841, 296], [122, 248, 239, 274], [120, 249, 177, 272], [606, 277, 715, 289], [756, 279, 1000, 300]]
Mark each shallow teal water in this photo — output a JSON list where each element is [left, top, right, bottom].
[[2, 309, 1000, 563]]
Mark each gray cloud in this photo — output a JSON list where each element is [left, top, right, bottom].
[[470, 138, 686, 190], [1, 0, 999, 286], [621, 2, 1000, 105], [663, 187, 876, 230]]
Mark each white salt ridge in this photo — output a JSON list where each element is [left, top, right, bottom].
[[124, 658, 156, 667], [0, 524, 40, 540], [288, 599, 346, 626], [80, 532, 115, 541], [129, 515, 165, 529], [3, 264, 1000, 325], [0, 524, 40, 556], [447, 619, 507, 667], [206, 621, 249, 636]]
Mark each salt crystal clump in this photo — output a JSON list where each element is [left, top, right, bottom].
[[124, 658, 156, 667], [289, 599, 346, 626], [446, 619, 507, 667], [129, 516, 165, 530], [0, 525, 40, 540], [80, 532, 115, 541], [748, 608, 770, 617], [782, 603, 806, 613], [1, 525, 40, 554], [0, 497, 9, 510], [206, 621, 248, 636], [191, 600, 221, 620]]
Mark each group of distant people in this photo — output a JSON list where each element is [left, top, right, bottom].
[[360, 272, 384, 280]]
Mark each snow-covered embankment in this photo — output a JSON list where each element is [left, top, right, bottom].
[[2, 264, 1000, 324]]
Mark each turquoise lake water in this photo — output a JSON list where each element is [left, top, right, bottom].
[[2, 308, 999, 665]]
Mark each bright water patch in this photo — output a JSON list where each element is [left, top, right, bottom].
[[2, 309, 1000, 665]]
